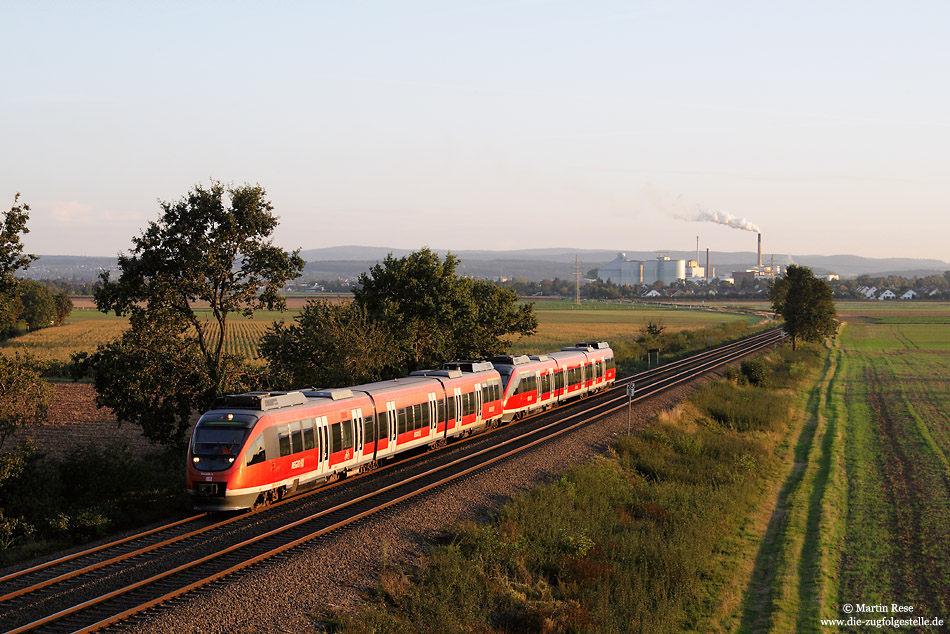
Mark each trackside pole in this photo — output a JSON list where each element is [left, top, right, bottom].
[[626, 382, 635, 435]]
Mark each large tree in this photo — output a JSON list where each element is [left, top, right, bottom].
[[769, 264, 838, 350], [352, 248, 538, 373], [96, 181, 305, 392], [90, 181, 304, 446]]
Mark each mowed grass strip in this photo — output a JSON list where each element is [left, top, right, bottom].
[[739, 336, 848, 633]]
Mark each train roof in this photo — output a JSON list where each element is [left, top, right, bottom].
[[440, 360, 496, 373], [486, 354, 531, 367], [211, 391, 309, 412]]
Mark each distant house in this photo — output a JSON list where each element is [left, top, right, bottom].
[[864, 286, 878, 299], [900, 290, 918, 300], [642, 289, 662, 298], [878, 289, 896, 300]]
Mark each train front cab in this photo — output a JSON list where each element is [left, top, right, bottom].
[[188, 390, 379, 511], [491, 355, 550, 423], [188, 408, 264, 511]]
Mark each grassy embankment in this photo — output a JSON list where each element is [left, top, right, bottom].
[[322, 342, 824, 633], [739, 304, 950, 632]]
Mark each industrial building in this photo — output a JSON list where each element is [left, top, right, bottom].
[[597, 253, 688, 286]]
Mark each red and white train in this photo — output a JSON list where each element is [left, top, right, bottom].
[[187, 342, 615, 510]]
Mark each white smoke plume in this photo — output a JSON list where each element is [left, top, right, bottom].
[[692, 209, 760, 233]]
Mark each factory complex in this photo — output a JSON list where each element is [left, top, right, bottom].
[[597, 233, 782, 287]]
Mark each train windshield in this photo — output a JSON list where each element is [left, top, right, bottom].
[[191, 425, 250, 471], [193, 426, 248, 454]]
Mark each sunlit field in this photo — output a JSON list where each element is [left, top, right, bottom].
[[2, 299, 766, 367], [511, 303, 762, 355]]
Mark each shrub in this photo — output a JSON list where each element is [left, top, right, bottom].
[[741, 358, 771, 387]]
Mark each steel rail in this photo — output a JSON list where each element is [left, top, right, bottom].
[[0, 515, 205, 587]]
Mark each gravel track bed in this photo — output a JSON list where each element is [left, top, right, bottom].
[[115, 371, 723, 634]]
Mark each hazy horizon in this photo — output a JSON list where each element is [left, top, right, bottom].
[[4, 2, 949, 261]]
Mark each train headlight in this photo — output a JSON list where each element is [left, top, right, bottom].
[[193, 456, 200, 463], [228, 457, 235, 463]]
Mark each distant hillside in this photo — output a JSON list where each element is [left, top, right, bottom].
[[24, 249, 950, 283]]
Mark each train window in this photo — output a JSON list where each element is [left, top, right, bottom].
[[364, 415, 376, 443], [541, 374, 550, 394], [437, 398, 445, 424], [378, 410, 388, 439], [245, 434, 266, 466], [302, 419, 316, 451], [341, 421, 353, 449], [289, 421, 303, 454], [447, 396, 456, 421], [421, 402, 431, 427], [331, 423, 342, 453], [277, 425, 291, 458], [411, 403, 422, 430], [397, 408, 408, 435]]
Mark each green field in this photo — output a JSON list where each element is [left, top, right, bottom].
[[743, 305, 950, 631]]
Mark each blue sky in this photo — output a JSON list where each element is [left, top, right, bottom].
[[3, 1, 948, 261]]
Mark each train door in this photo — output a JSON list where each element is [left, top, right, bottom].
[[385, 400, 397, 456], [352, 408, 364, 460], [475, 385, 483, 424], [317, 416, 329, 477], [428, 393, 439, 436], [454, 387, 463, 427], [536, 371, 542, 406]]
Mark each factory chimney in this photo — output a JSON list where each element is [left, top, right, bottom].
[[706, 247, 710, 283], [757, 233, 762, 268]]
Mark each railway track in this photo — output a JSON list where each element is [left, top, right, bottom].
[[0, 327, 783, 633]]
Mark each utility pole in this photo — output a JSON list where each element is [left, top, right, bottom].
[[575, 256, 580, 306]]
